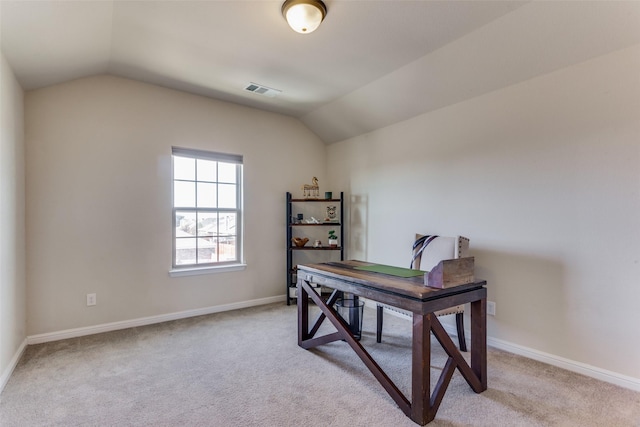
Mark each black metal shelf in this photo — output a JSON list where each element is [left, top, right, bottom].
[[286, 191, 344, 305]]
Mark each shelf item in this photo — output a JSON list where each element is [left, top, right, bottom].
[[286, 191, 344, 305], [291, 237, 309, 247]]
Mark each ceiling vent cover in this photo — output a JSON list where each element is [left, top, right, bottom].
[[244, 82, 282, 98]]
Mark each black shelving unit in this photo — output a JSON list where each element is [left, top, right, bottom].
[[286, 191, 344, 305]]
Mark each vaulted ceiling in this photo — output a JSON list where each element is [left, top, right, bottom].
[[2, 1, 639, 143]]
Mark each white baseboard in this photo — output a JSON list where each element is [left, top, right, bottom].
[[364, 298, 640, 392], [485, 335, 640, 392], [27, 295, 285, 345], [0, 338, 27, 394]]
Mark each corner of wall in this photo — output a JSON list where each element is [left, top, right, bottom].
[[0, 51, 27, 392]]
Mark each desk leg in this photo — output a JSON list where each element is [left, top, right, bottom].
[[412, 297, 487, 425], [412, 312, 433, 425], [298, 281, 344, 348], [299, 280, 410, 415], [297, 279, 309, 346], [470, 294, 488, 391]]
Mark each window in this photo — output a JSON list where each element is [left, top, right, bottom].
[[172, 147, 243, 269]]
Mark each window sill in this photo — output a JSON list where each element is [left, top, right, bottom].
[[169, 264, 247, 277]]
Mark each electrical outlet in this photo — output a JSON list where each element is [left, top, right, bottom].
[[86, 293, 97, 306], [487, 301, 496, 316]]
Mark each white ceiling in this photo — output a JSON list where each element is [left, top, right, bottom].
[[2, 1, 640, 143]]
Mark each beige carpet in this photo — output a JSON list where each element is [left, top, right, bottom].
[[1, 303, 639, 426]]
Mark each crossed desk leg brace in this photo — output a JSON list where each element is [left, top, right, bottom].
[[297, 279, 487, 426]]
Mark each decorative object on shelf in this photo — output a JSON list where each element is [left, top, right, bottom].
[[304, 216, 321, 224], [325, 191, 332, 199], [292, 237, 309, 247], [325, 205, 337, 222], [313, 239, 323, 248], [302, 177, 320, 199], [328, 230, 338, 247]]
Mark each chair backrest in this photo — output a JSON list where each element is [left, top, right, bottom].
[[411, 234, 470, 271]]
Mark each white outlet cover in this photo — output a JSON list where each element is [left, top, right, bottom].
[[87, 293, 97, 306], [487, 301, 496, 316]]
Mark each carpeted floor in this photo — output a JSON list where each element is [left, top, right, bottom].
[[1, 303, 639, 426]]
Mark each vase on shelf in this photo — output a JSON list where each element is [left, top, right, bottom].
[[292, 237, 309, 247]]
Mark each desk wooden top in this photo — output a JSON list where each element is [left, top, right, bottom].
[[298, 260, 486, 302]]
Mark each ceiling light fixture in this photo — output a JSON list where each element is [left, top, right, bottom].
[[281, 0, 327, 34]]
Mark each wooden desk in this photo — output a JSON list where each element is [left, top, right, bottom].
[[297, 260, 487, 425]]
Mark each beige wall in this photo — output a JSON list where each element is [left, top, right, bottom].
[[10, 41, 640, 389], [0, 52, 26, 386], [25, 75, 325, 335], [328, 45, 640, 381]]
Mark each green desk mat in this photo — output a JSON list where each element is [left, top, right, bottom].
[[354, 264, 425, 278]]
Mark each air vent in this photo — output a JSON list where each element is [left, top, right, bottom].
[[244, 82, 282, 98]]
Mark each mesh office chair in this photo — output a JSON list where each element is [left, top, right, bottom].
[[376, 234, 470, 351]]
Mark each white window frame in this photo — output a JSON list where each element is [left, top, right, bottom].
[[169, 147, 245, 276]]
